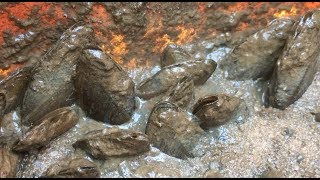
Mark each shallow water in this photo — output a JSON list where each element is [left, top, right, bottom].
[[14, 40, 320, 178]]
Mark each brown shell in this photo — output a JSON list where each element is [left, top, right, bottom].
[[137, 59, 217, 100], [13, 107, 79, 152], [162, 76, 194, 110], [0, 148, 20, 178], [73, 127, 150, 159], [21, 25, 95, 126], [266, 9, 320, 109], [192, 94, 241, 129], [220, 18, 295, 80], [44, 157, 100, 178], [160, 43, 192, 67], [0, 59, 37, 117], [145, 101, 205, 159], [75, 48, 135, 125]]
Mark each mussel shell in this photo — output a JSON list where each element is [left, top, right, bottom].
[[162, 76, 194, 110], [0, 148, 20, 178], [75, 48, 135, 125], [44, 157, 100, 178], [192, 94, 241, 129], [160, 43, 192, 67], [21, 25, 94, 126], [146, 101, 205, 159], [137, 59, 217, 100], [220, 17, 295, 80], [266, 9, 320, 109], [13, 107, 79, 152], [73, 127, 150, 159], [0, 60, 37, 117]]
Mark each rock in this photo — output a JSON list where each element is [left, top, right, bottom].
[[266, 10, 320, 109], [145, 101, 205, 159], [0, 148, 20, 178], [13, 107, 79, 152], [73, 127, 150, 159], [220, 18, 295, 80], [192, 94, 241, 129], [44, 157, 100, 178], [137, 59, 216, 100], [75, 48, 135, 125], [21, 24, 95, 126], [160, 43, 192, 67]]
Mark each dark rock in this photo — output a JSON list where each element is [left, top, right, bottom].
[[73, 127, 150, 159], [75, 48, 135, 125], [266, 10, 320, 109]]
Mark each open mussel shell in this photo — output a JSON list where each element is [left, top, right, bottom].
[[192, 94, 241, 129]]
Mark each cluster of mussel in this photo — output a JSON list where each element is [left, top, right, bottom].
[[2, 8, 320, 178], [0, 22, 243, 178]]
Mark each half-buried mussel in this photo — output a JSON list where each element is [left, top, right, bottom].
[[220, 18, 295, 80], [146, 101, 205, 159], [137, 59, 216, 100], [75, 48, 135, 125], [21, 24, 95, 126], [266, 9, 320, 109], [44, 157, 100, 178], [0, 59, 37, 117], [192, 94, 241, 129], [0, 148, 20, 178], [161, 76, 194, 110], [73, 127, 150, 159], [13, 107, 79, 152], [161, 43, 192, 67]]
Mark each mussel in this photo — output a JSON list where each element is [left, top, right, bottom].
[[21, 24, 95, 126], [137, 59, 216, 100], [161, 43, 192, 67], [0, 59, 37, 117], [266, 10, 320, 109], [73, 127, 150, 159], [192, 94, 241, 129], [75, 48, 135, 125], [161, 76, 194, 110], [0, 148, 20, 178], [13, 107, 79, 152], [220, 18, 295, 80], [44, 157, 100, 178], [146, 101, 205, 159]]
